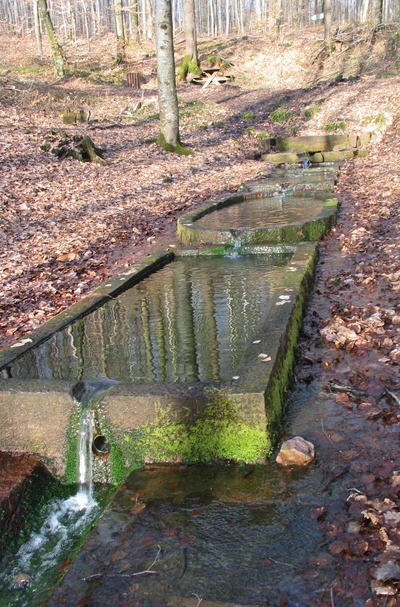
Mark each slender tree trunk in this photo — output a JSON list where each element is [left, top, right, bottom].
[[37, 0, 65, 77], [33, 0, 43, 55], [359, 0, 369, 23], [184, 0, 198, 59], [81, 0, 90, 41], [225, 0, 229, 35], [376, 0, 384, 23], [155, 0, 190, 154], [115, 0, 126, 60], [324, 0, 331, 52], [145, 0, 153, 38], [130, 0, 140, 41]]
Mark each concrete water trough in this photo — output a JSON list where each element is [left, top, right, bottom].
[[177, 190, 340, 247], [0, 242, 317, 477]]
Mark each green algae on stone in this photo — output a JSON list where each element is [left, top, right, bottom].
[[121, 393, 269, 466], [261, 153, 299, 163]]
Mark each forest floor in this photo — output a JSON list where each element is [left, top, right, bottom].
[[1, 26, 400, 605]]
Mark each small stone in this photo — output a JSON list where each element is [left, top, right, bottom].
[[276, 436, 315, 466], [13, 572, 31, 588]]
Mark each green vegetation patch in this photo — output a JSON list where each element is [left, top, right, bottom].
[[270, 107, 294, 123], [121, 391, 269, 466], [303, 106, 322, 119], [362, 112, 387, 128], [324, 121, 346, 132]]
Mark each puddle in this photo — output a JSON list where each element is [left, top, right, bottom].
[[195, 196, 326, 229], [8, 254, 291, 383]]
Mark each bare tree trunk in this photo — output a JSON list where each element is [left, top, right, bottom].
[[178, 0, 200, 79], [145, 0, 153, 38], [359, 0, 369, 23], [184, 0, 198, 59], [130, 0, 140, 42], [324, 0, 331, 52], [376, 0, 384, 23], [155, 0, 190, 154], [33, 0, 43, 55], [115, 0, 126, 60], [37, 0, 65, 77]]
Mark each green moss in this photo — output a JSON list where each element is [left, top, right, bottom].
[[63, 406, 81, 484], [263, 249, 317, 436], [156, 132, 193, 155], [122, 392, 269, 465], [324, 198, 339, 207], [277, 139, 290, 152], [178, 55, 202, 81]]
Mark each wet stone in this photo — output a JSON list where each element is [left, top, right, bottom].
[[0, 452, 54, 557], [12, 572, 31, 588], [276, 436, 315, 466]]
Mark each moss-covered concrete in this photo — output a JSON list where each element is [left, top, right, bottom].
[[227, 242, 317, 445], [274, 134, 350, 153], [0, 240, 319, 474], [0, 157, 344, 475], [322, 150, 355, 162], [261, 153, 299, 163], [177, 192, 340, 247]]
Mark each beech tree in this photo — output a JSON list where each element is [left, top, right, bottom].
[[178, 0, 201, 80], [115, 0, 126, 61], [37, 0, 65, 77], [155, 0, 191, 154], [324, 0, 332, 52]]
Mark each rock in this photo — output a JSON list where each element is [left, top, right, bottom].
[[13, 572, 31, 587], [0, 452, 56, 559], [322, 150, 355, 162], [276, 436, 315, 466], [349, 132, 359, 148]]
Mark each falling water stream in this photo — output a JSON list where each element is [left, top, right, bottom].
[[0, 382, 117, 607]]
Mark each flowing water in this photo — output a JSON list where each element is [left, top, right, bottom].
[[0, 383, 117, 606], [47, 383, 348, 607], [195, 195, 326, 229], [8, 254, 291, 384]]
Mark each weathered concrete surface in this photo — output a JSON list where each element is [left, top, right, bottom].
[[177, 192, 340, 247], [261, 152, 299, 163], [0, 381, 75, 475], [229, 242, 317, 444], [0, 251, 174, 374], [275, 134, 350, 153]]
